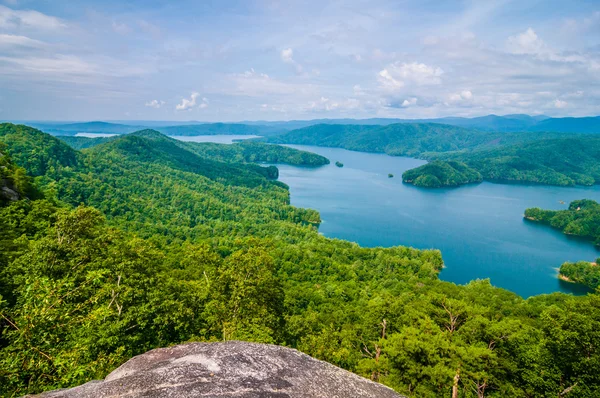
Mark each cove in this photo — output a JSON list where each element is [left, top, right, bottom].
[[277, 145, 600, 298]]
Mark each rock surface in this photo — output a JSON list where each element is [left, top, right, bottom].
[[33, 341, 405, 398]]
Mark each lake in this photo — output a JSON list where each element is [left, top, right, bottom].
[[75, 133, 118, 138], [170, 135, 261, 144], [276, 145, 600, 298]]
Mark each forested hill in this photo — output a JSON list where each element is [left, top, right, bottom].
[[0, 123, 80, 177], [524, 199, 600, 245], [85, 129, 280, 186], [443, 136, 600, 186], [57, 134, 330, 167], [2, 122, 600, 397], [182, 141, 330, 167], [266, 122, 548, 157]]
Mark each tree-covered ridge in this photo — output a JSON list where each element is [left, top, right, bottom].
[[86, 129, 283, 186], [56, 131, 329, 167], [0, 123, 80, 178], [560, 261, 600, 290], [182, 141, 329, 167], [402, 160, 482, 188], [524, 199, 600, 245], [445, 136, 600, 186], [57, 135, 114, 149], [2, 123, 600, 397], [0, 143, 39, 204], [266, 122, 555, 157]]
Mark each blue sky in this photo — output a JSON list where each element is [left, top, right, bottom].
[[0, 0, 599, 121]]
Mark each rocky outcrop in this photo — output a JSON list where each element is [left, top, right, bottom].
[[1, 185, 19, 202], [33, 341, 405, 398]]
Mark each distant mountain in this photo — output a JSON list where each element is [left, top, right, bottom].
[[528, 116, 600, 133], [248, 114, 600, 134], [155, 123, 284, 137], [8, 114, 600, 138]]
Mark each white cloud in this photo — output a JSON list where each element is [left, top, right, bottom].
[[0, 5, 66, 30], [554, 99, 568, 108], [280, 47, 303, 74], [401, 97, 418, 107], [145, 99, 165, 109], [281, 48, 294, 63], [0, 33, 44, 48], [223, 68, 317, 97], [307, 96, 361, 112], [507, 28, 546, 55], [378, 62, 444, 91], [449, 90, 473, 102], [176, 92, 199, 111], [175, 93, 208, 111]]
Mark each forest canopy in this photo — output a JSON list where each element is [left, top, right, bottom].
[[1, 123, 600, 398]]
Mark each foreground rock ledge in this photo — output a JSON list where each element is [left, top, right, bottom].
[[33, 341, 405, 398]]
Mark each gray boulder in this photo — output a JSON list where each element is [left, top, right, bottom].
[[34, 341, 405, 398]]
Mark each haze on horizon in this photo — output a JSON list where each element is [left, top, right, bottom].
[[0, 0, 599, 122]]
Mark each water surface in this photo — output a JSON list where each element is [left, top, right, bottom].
[[75, 133, 118, 138], [171, 135, 261, 144], [277, 145, 600, 298]]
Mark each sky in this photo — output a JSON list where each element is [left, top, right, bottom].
[[0, 0, 599, 122]]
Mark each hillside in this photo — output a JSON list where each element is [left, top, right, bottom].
[[447, 136, 600, 186], [1, 123, 600, 397], [267, 123, 516, 156], [58, 135, 115, 149], [0, 123, 80, 177], [183, 141, 329, 167], [529, 116, 600, 134], [57, 133, 329, 167], [402, 160, 482, 188], [524, 199, 600, 245]]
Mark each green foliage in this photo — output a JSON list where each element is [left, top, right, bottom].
[[447, 137, 600, 186], [182, 141, 329, 167], [524, 200, 600, 245], [560, 261, 600, 289], [267, 123, 541, 157], [0, 123, 79, 178], [402, 160, 482, 188], [57, 135, 114, 150], [2, 123, 600, 397]]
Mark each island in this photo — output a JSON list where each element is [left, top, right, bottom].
[[524, 199, 600, 246], [559, 259, 600, 290], [388, 173, 394, 178], [335, 161, 344, 167], [402, 160, 482, 188]]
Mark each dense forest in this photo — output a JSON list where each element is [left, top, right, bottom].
[[267, 123, 519, 157], [58, 134, 329, 167], [1, 123, 600, 397], [560, 260, 600, 290], [446, 137, 600, 186], [524, 199, 600, 245], [268, 123, 600, 187], [402, 161, 482, 188]]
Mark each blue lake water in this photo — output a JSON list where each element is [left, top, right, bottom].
[[170, 135, 261, 144], [276, 145, 600, 298]]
